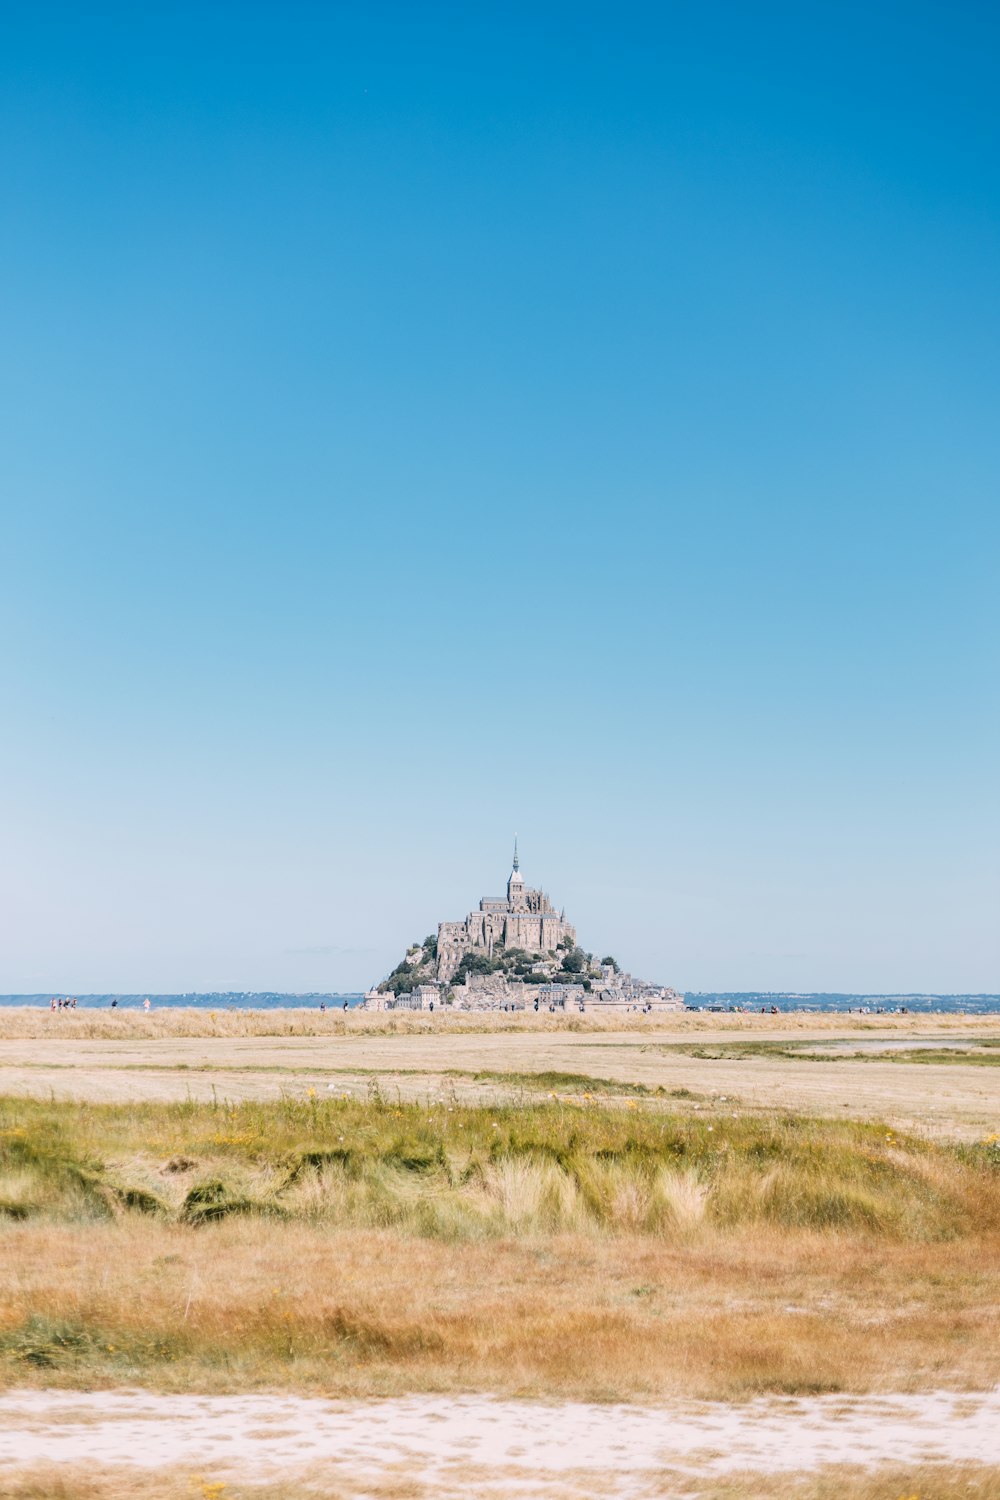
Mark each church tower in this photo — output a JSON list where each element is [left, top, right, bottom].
[[506, 837, 526, 910]]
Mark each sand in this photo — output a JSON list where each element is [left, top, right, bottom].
[[0, 1019, 996, 1136], [1, 1388, 998, 1497]]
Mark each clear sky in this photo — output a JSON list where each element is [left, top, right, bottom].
[[1, 3, 997, 995]]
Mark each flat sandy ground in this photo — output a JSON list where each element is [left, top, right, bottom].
[[2, 1387, 1000, 1499], [0, 1012, 996, 1137]]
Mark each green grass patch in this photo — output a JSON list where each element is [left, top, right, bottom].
[[646, 1039, 1000, 1065], [0, 1093, 998, 1243], [875, 1048, 1000, 1066], [0, 1313, 183, 1372], [454, 1068, 655, 1095]]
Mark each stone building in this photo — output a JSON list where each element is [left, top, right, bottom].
[[436, 843, 576, 982], [364, 841, 684, 1011], [391, 984, 440, 1011]]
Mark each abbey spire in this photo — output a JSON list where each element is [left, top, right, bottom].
[[507, 835, 525, 904]]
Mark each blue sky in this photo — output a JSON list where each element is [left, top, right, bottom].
[[1, 3, 997, 993]]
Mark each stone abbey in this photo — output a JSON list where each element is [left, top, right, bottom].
[[365, 843, 682, 1012], [436, 841, 576, 982]]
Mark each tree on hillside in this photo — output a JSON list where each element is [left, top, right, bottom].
[[450, 951, 503, 985]]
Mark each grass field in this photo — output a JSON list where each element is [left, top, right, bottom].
[[0, 1092, 998, 1401], [2, 1015, 997, 1495]]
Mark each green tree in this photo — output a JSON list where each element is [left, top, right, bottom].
[[450, 951, 503, 986]]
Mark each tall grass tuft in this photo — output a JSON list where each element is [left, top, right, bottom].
[[1, 1093, 997, 1243], [651, 1166, 710, 1235]]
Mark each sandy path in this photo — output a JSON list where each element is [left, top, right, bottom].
[[0, 1028, 996, 1136], [1, 1389, 998, 1496]]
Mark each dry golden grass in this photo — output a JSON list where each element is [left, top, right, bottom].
[[2, 1216, 997, 1400], [692, 1471, 1000, 1500], [1, 1094, 997, 1402], [0, 1472, 435, 1500], [3, 1464, 1000, 1500], [0, 1007, 995, 1040]]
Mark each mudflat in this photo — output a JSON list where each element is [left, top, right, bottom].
[[0, 1012, 996, 1137]]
